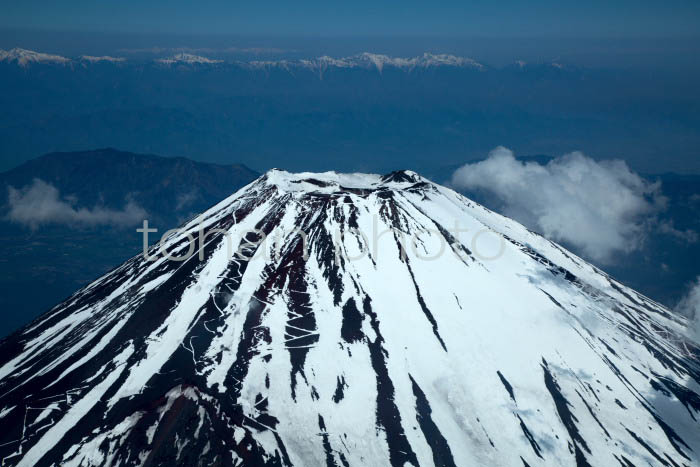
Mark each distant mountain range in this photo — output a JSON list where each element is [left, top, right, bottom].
[[0, 48, 494, 70]]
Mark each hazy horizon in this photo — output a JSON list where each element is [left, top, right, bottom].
[[2, 29, 700, 70]]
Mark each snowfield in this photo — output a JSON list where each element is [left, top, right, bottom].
[[0, 169, 698, 466]]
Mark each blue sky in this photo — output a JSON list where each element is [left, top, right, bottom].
[[2, 0, 700, 37]]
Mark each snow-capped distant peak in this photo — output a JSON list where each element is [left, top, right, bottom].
[[249, 52, 484, 73], [414, 52, 484, 68], [355, 52, 484, 72], [301, 55, 354, 69], [80, 55, 126, 63], [551, 61, 565, 69], [156, 53, 223, 65], [0, 48, 71, 67], [354, 52, 484, 70]]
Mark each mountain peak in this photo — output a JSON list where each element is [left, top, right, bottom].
[[80, 55, 126, 63], [380, 169, 423, 184], [259, 169, 429, 194], [0, 170, 697, 466], [249, 53, 484, 73], [155, 52, 223, 65], [0, 48, 71, 66]]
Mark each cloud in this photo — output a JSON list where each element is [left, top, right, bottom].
[[450, 147, 667, 263], [175, 190, 199, 211], [6, 179, 147, 229], [675, 276, 700, 342], [658, 221, 699, 243]]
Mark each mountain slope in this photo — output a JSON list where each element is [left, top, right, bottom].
[[0, 170, 698, 466]]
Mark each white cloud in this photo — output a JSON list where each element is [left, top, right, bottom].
[[676, 276, 700, 342], [6, 179, 147, 229], [175, 190, 199, 211], [450, 147, 667, 263], [658, 221, 699, 243]]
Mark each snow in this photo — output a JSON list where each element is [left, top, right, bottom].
[[0, 169, 698, 466], [80, 55, 125, 63], [249, 53, 484, 73], [0, 405, 14, 419], [15, 343, 133, 467], [156, 53, 223, 65], [0, 48, 71, 66], [0, 49, 484, 72]]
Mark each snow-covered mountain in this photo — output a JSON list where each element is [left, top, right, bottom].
[[249, 52, 484, 74], [156, 53, 224, 65], [0, 170, 698, 466], [0, 48, 482, 72], [0, 48, 71, 67], [80, 55, 126, 63]]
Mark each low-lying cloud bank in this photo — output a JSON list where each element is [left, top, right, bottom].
[[450, 147, 676, 263], [6, 179, 146, 229]]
